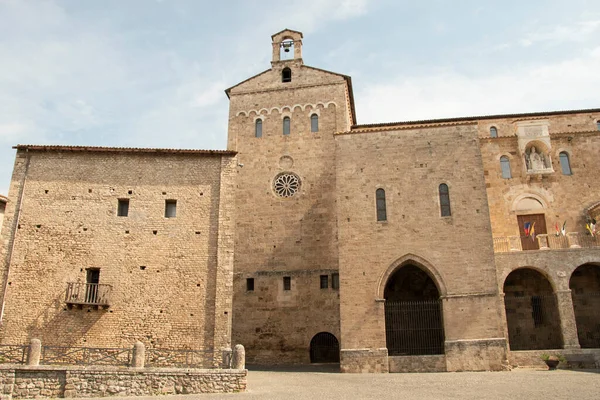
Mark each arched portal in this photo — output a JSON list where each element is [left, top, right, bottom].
[[569, 264, 600, 348], [309, 332, 340, 363], [503, 268, 562, 350], [384, 264, 444, 355]]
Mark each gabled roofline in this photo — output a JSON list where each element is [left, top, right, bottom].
[[271, 29, 303, 40], [224, 69, 271, 99], [224, 64, 357, 125], [352, 108, 600, 130], [13, 144, 237, 156]]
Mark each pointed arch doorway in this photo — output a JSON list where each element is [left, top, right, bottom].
[[384, 264, 445, 355]]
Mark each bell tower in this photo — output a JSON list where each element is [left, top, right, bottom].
[[271, 29, 303, 64], [225, 29, 355, 364]]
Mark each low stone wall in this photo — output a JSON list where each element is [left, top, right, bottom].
[[445, 338, 508, 372], [509, 349, 600, 369], [388, 355, 446, 373], [340, 348, 388, 373], [0, 365, 247, 398]]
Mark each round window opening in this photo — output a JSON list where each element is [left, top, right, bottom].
[[273, 172, 301, 198]]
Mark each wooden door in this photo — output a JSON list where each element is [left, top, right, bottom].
[[517, 214, 547, 250]]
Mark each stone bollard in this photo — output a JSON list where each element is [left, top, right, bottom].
[[130, 341, 146, 368], [26, 338, 41, 366], [232, 344, 245, 370], [222, 348, 232, 369]]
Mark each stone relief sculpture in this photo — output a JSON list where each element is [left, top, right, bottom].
[[524, 146, 551, 172]]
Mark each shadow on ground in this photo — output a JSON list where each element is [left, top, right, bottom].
[[247, 363, 340, 373]]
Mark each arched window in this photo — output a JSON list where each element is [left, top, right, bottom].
[[439, 184, 451, 217], [283, 117, 291, 136], [255, 119, 262, 138], [376, 188, 387, 222], [282, 68, 292, 83], [559, 151, 572, 175], [500, 156, 511, 179], [311, 114, 319, 133], [490, 126, 498, 138]]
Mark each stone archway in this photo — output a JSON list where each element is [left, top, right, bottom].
[[503, 268, 562, 350], [569, 264, 600, 348], [309, 332, 340, 363], [384, 264, 445, 356]]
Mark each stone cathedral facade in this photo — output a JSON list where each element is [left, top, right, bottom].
[[1, 29, 599, 373]]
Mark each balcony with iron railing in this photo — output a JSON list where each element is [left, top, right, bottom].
[[493, 232, 600, 253], [65, 282, 112, 308]]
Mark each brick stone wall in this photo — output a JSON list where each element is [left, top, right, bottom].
[[0, 365, 246, 398], [0, 149, 236, 362], [335, 123, 507, 372], [478, 112, 600, 239], [227, 45, 351, 363]]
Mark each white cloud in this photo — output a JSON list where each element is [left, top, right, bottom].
[[357, 47, 600, 124], [519, 19, 600, 47]]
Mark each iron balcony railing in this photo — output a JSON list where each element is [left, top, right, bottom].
[[65, 282, 112, 307], [493, 232, 600, 253]]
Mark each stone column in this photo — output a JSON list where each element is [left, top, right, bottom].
[[537, 234, 550, 250], [508, 236, 522, 252], [567, 232, 581, 248], [26, 338, 41, 366], [232, 344, 245, 370], [130, 341, 145, 368], [554, 290, 581, 349]]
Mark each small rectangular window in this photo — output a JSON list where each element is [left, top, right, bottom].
[[165, 200, 177, 218], [246, 278, 254, 291], [320, 275, 328, 289], [283, 276, 291, 291], [332, 273, 339, 290], [117, 199, 129, 217]]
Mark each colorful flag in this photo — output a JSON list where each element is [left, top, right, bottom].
[[587, 222, 596, 237], [530, 222, 536, 241], [561, 221, 567, 236], [555, 222, 560, 236], [524, 222, 531, 237]]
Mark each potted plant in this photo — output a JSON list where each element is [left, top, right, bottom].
[[541, 353, 565, 370]]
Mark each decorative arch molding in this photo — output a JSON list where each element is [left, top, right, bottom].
[[511, 193, 548, 212], [237, 101, 338, 117], [500, 266, 558, 293], [586, 200, 600, 220], [376, 253, 447, 299]]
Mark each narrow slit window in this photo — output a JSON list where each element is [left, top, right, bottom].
[[246, 278, 254, 292], [376, 188, 387, 222], [500, 156, 512, 179], [255, 119, 262, 138], [117, 199, 129, 217], [283, 117, 291, 136], [283, 276, 291, 291], [490, 126, 498, 138], [559, 151, 572, 175], [439, 184, 451, 217], [320, 275, 328, 289], [332, 273, 339, 290], [311, 114, 319, 133], [165, 200, 177, 218], [597, 120, 600, 131], [282, 68, 292, 83]]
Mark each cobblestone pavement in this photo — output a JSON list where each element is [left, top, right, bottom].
[[74, 365, 600, 400]]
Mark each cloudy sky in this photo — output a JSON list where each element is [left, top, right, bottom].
[[1, 0, 599, 195]]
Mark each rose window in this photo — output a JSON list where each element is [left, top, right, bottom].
[[273, 173, 301, 198]]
